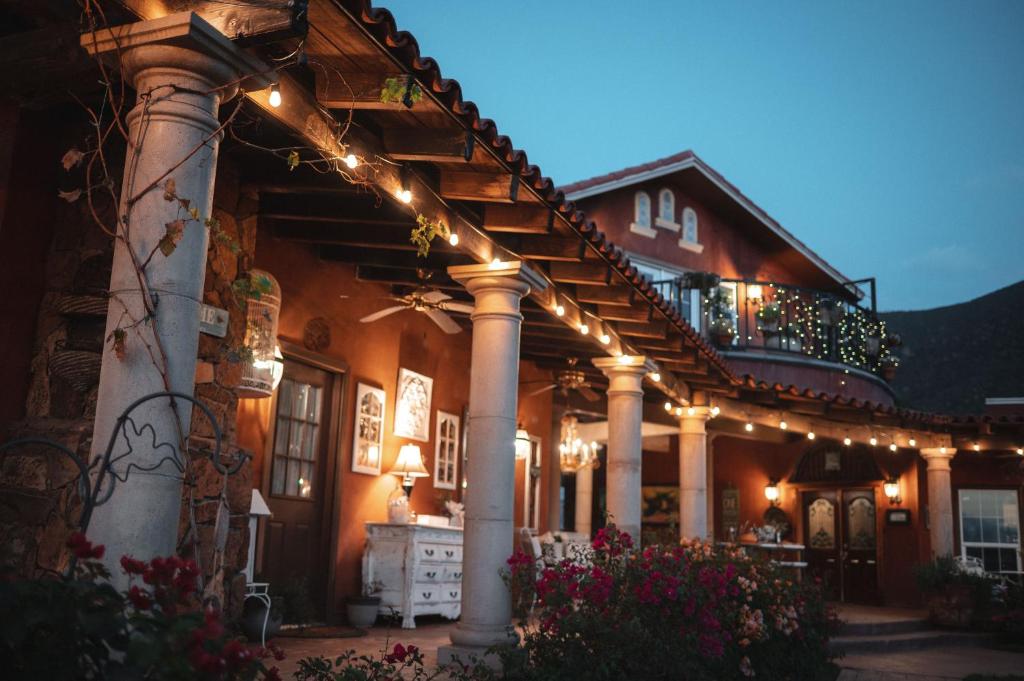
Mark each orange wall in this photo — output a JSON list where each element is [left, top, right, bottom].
[[236, 231, 554, 615]]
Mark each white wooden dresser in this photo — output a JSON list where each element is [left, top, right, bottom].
[[362, 522, 463, 629]]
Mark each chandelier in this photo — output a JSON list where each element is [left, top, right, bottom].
[[559, 415, 600, 472]]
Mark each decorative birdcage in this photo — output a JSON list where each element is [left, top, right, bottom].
[[238, 270, 282, 398]]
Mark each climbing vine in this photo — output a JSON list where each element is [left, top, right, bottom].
[[410, 214, 450, 257]]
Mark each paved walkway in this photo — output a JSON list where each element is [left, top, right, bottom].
[[838, 647, 1024, 680]]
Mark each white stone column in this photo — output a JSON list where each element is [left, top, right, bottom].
[[440, 262, 546, 662], [81, 14, 269, 579], [678, 407, 712, 540], [545, 419, 562, 533], [921, 447, 957, 557], [593, 356, 654, 541], [575, 464, 594, 536]]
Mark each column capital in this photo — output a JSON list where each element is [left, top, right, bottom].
[[679, 406, 714, 434], [920, 447, 956, 469], [81, 12, 272, 94], [592, 355, 656, 375], [448, 260, 548, 295]]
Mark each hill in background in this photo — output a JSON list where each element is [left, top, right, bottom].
[[879, 281, 1024, 415]]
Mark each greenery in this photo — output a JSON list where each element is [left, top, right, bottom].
[[295, 644, 494, 681], [410, 214, 450, 258], [380, 76, 423, 106], [274, 575, 316, 625], [232, 271, 274, 307], [757, 302, 782, 326], [500, 526, 837, 680], [0, 534, 283, 681], [913, 555, 988, 594]]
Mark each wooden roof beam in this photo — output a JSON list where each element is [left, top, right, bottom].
[[483, 204, 552, 234], [515, 236, 586, 262], [315, 70, 429, 110], [440, 170, 519, 203], [382, 127, 474, 163], [549, 262, 610, 285], [576, 284, 633, 306]]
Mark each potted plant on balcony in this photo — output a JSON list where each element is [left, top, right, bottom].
[[709, 317, 736, 347], [346, 580, 383, 629], [757, 302, 781, 335], [879, 354, 899, 381]]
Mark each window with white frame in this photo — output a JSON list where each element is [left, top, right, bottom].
[[681, 207, 699, 244], [630, 191, 656, 237], [523, 435, 543, 530], [632, 257, 700, 330], [655, 188, 679, 231], [433, 410, 460, 490], [958, 489, 1021, 573]]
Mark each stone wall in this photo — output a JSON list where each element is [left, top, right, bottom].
[[0, 122, 257, 616]]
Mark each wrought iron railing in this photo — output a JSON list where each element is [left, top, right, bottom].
[[651, 275, 898, 377]]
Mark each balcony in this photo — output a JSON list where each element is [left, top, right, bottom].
[[651, 275, 899, 380]]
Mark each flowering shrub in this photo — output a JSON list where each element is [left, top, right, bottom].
[[502, 526, 836, 681], [1, 533, 283, 681]]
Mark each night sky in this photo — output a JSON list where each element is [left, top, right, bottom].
[[379, 0, 1024, 311]]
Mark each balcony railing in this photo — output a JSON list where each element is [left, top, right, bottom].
[[650, 275, 898, 378]]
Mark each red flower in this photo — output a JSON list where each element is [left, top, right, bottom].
[[120, 555, 147, 575], [127, 585, 152, 611], [385, 643, 410, 663], [265, 666, 282, 681], [66, 532, 104, 560]]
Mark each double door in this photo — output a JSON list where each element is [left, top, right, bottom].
[[803, 488, 879, 604]]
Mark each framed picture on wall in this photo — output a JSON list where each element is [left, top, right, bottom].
[[394, 368, 433, 442], [434, 410, 460, 490], [352, 383, 386, 475]]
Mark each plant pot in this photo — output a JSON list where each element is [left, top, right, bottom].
[[714, 332, 735, 347], [346, 596, 381, 629], [926, 584, 975, 628], [761, 320, 779, 334], [241, 596, 283, 643]]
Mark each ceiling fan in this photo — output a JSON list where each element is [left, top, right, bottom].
[[522, 357, 601, 402], [359, 288, 474, 334]]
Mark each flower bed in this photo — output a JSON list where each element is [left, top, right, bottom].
[[503, 526, 837, 680]]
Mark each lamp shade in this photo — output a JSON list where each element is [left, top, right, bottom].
[[389, 444, 429, 478]]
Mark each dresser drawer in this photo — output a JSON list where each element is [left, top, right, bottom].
[[414, 584, 461, 605], [441, 585, 461, 603], [443, 565, 463, 582], [418, 543, 461, 563], [415, 565, 444, 582]]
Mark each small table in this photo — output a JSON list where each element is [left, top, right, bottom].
[[244, 582, 272, 646]]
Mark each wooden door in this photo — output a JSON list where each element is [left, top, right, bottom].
[[803, 490, 841, 600], [841, 489, 879, 604], [262, 360, 337, 616]]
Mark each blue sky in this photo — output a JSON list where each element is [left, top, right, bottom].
[[380, 0, 1024, 311]]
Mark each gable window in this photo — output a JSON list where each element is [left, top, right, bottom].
[[655, 189, 680, 232], [630, 191, 657, 238], [679, 206, 703, 254], [959, 489, 1021, 573]]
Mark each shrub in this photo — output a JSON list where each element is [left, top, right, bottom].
[[502, 526, 836, 681], [0, 533, 283, 681], [294, 643, 496, 681]]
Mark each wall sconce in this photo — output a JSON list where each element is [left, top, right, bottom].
[[746, 284, 763, 301], [883, 477, 901, 505], [764, 479, 781, 506], [389, 444, 429, 495], [515, 427, 531, 460]]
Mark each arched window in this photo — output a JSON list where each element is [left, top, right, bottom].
[[682, 207, 698, 243], [655, 188, 679, 231], [630, 191, 655, 237]]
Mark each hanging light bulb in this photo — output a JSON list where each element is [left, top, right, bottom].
[[807, 431, 816, 440], [908, 438, 917, 448], [664, 401, 672, 412], [555, 304, 565, 317], [687, 406, 696, 416], [1016, 447, 1023, 456], [396, 188, 412, 204], [745, 422, 754, 432], [779, 420, 788, 430], [843, 437, 852, 446], [268, 83, 282, 108], [448, 232, 459, 246], [579, 324, 589, 335], [869, 437, 878, 447], [973, 443, 980, 452], [889, 443, 898, 452], [344, 153, 359, 169], [489, 258, 503, 269], [600, 333, 611, 345], [675, 407, 684, 416], [711, 406, 720, 418], [649, 372, 661, 383]]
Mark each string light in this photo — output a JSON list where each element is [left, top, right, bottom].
[[448, 232, 459, 246], [649, 372, 661, 382], [555, 304, 565, 317], [711, 406, 720, 418], [664, 401, 673, 412], [344, 153, 359, 169], [807, 432, 816, 440], [269, 83, 282, 107], [1015, 447, 1023, 456], [843, 437, 852, 446], [396, 188, 412, 204], [779, 420, 788, 430], [579, 324, 589, 335], [745, 422, 754, 432], [889, 443, 898, 452], [489, 258, 503, 269], [687, 406, 696, 416], [600, 333, 611, 345], [869, 437, 878, 447], [617, 354, 632, 365], [973, 443, 981, 452], [908, 438, 917, 448], [675, 407, 684, 416]]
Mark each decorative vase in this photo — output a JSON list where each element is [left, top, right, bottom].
[[346, 596, 381, 629]]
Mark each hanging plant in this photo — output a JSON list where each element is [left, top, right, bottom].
[[410, 214, 450, 258], [757, 302, 782, 333], [380, 76, 423, 107]]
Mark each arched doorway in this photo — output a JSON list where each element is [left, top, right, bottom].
[[791, 443, 883, 604]]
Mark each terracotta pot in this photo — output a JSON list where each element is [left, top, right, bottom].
[[714, 332, 735, 347], [926, 584, 974, 628]]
